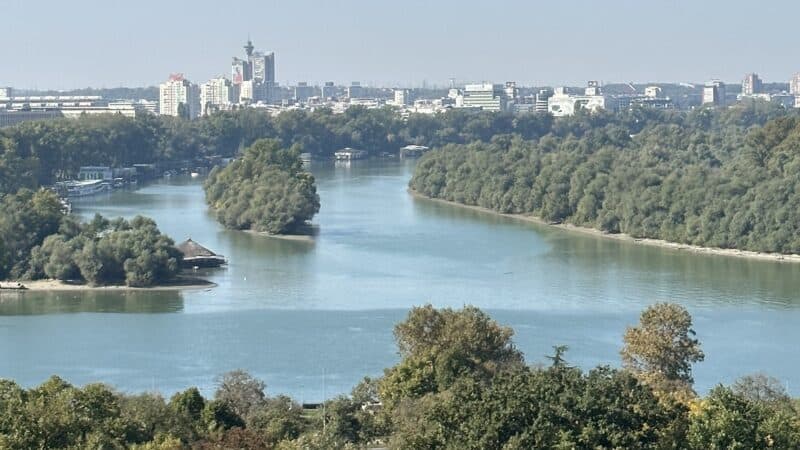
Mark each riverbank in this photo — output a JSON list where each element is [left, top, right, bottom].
[[244, 224, 318, 242], [409, 189, 800, 264], [0, 277, 216, 292]]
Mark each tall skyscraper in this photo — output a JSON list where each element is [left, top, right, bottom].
[[321, 82, 336, 100], [231, 39, 275, 103], [742, 73, 762, 95], [159, 74, 200, 118]]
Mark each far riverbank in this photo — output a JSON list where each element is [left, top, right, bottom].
[[0, 277, 216, 292], [409, 189, 800, 264]]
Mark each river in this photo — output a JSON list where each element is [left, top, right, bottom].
[[1, 159, 799, 400]]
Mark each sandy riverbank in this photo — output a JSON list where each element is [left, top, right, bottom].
[[244, 226, 317, 242], [409, 189, 800, 264], [0, 277, 217, 292]]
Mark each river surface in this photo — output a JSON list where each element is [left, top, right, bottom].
[[2, 159, 800, 400]]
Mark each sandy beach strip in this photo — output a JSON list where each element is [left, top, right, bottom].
[[0, 277, 217, 292], [408, 189, 800, 264]]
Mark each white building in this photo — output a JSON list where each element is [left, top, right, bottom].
[[200, 77, 238, 115], [462, 83, 506, 111], [547, 84, 609, 117], [159, 74, 200, 118], [394, 89, 411, 106], [742, 73, 762, 96], [790, 73, 800, 96], [702, 80, 726, 106]]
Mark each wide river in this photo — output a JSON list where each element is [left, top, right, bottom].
[[2, 159, 800, 400]]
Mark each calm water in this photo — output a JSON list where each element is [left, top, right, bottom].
[[2, 159, 800, 400]]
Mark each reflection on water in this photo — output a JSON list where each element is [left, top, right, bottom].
[[0, 290, 184, 315]]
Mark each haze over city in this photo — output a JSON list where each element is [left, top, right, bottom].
[[4, 0, 800, 89]]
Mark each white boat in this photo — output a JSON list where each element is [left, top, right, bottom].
[[60, 180, 110, 198]]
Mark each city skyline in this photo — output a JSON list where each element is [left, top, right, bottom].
[[3, 0, 800, 89]]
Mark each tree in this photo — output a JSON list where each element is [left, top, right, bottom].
[[214, 370, 267, 420], [621, 303, 704, 396], [380, 305, 524, 408]]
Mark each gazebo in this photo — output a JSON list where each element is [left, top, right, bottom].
[[176, 238, 227, 268]]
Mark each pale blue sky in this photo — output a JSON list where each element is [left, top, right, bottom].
[[3, 0, 799, 89]]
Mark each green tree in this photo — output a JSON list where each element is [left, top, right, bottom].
[[621, 303, 705, 397]]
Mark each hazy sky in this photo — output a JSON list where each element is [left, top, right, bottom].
[[3, 0, 799, 89]]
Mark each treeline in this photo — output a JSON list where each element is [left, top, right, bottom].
[[1, 98, 790, 195], [2, 303, 799, 449], [0, 189, 181, 286], [411, 102, 800, 254], [204, 139, 320, 235]]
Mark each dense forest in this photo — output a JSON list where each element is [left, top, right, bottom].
[[204, 139, 320, 235], [2, 303, 798, 449], [411, 102, 800, 254], [0, 105, 560, 194], [0, 189, 181, 286]]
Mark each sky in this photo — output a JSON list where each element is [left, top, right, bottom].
[[3, 0, 799, 90]]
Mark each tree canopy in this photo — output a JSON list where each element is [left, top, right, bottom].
[[204, 139, 320, 235]]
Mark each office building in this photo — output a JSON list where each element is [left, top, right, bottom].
[[0, 87, 12, 99], [535, 89, 553, 112], [394, 88, 411, 106], [321, 82, 336, 100], [742, 73, 762, 95], [547, 84, 609, 117], [462, 83, 506, 111], [702, 80, 726, 106], [200, 77, 238, 115], [347, 82, 363, 99], [230, 39, 276, 103], [790, 73, 800, 96], [159, 74, 200, 118], [294, 82, 314, 102]]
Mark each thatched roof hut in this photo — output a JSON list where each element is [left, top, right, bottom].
[[176, 238, 226, 268]]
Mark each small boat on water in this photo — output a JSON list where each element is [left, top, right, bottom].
[[334, 148, 368, 160], [57, 179, 111, 198]]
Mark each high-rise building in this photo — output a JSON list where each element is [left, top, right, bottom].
[[321, 82, 336, 100], [0, 87, 12, 99], [294, 82, 314, 102], [159, 74, 200, 118], [462, 83, 506, 112], [742, 73, 762, 95], [251, 51, 275, 85], [535, 89, 552, 112], [394, 88, 411, 106], [790, 73, 800, 96], [231, 58, 251, 85], [347, 82, 363, 99], [702, 80, 726, 106], [200, 77, 238, 115]]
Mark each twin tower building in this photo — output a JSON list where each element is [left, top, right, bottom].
[[159, 39, 276, 118]]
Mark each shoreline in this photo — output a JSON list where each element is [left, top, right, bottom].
[[244, 226, 317, 242], [409, 189, 800, 264], [0, 276, 217, 292]]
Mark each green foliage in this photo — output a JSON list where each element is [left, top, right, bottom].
[[410, 105, 800, 254], [621, 303, 705, 396], [379, 305, 523, 408], [2, 305, 800, 448], [204, 139, 320, 234]]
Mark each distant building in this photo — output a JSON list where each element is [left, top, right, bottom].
[[644, 86, 661, 98], [159, 74, 200, 118], [742, 73, 762, 95], [347, 82, 363, 99], [547, 83, 609, 116], [702, 80, 726, 106], [321, 82, 336, 100], [462, 83, 506, 111], [200, 77, 238, 115], [294, 82, 314, 102], [535, 89, 552, 112], [790, 73, 800, 96], [78, 166, 113, 181], [394, 88, 411, 106], [231, 39, 275, 103], [0, 87, 11, 99], [231, 58, 250, 85]]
